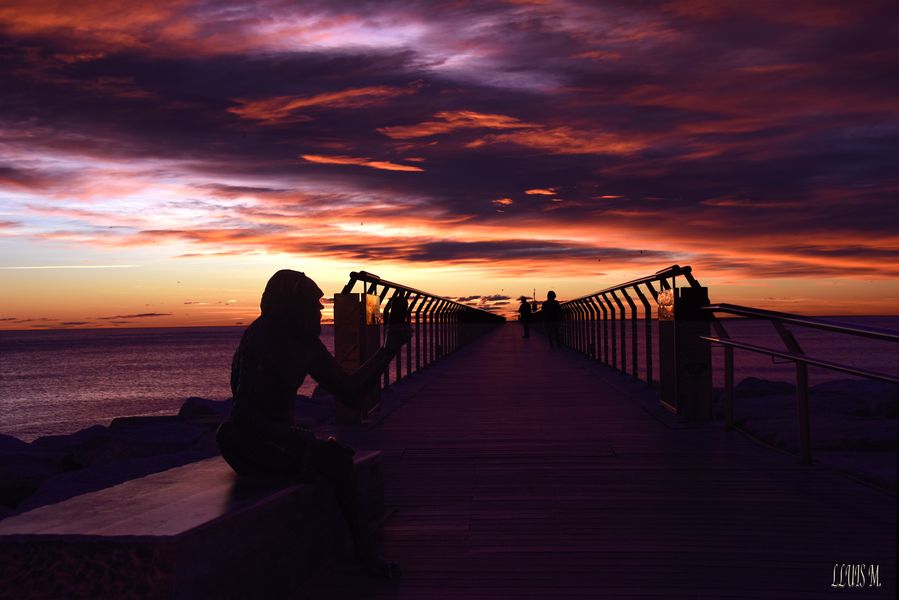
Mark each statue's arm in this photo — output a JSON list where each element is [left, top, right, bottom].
[[308, 326, 411, 407]]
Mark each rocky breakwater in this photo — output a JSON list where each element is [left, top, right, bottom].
[[714, 377, 898, 492], [0, 389, 341, 521], [0, 397, 232, 520]]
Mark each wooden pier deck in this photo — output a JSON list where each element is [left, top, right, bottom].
[[308, 324, 895, 599]]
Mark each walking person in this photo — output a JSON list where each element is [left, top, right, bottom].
[[518, 295, 532, 338], [542, 290, 562, 348]]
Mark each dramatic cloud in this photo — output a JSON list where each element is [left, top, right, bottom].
[[300, 155, 425, 172], [1, 0, 897, 326], [99, 313, 172, 320], [230, 85, 417, 125]]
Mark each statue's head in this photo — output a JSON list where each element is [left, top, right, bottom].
[[260, 269, 324, 336]]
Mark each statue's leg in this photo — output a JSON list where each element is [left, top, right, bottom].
[[310, 439, 400, 578]]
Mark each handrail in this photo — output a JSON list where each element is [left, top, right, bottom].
[[540, 264, 704, 384], [703, 303, 899, 343], [701, 302, 898, 464], [338, 271, 504, 397], [700, 336, 898, 384], [535, 265, 898, 467], [564, 264, 699, 305], [342, 271, 505, 322]]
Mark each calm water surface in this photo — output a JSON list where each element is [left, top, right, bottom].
[[1, 318, 897, 442], [0, 326, 333, 441]]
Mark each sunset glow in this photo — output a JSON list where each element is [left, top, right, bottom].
[[1, 1, 897, 329]]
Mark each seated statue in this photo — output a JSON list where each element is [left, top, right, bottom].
[[216, 269, 409, 578]]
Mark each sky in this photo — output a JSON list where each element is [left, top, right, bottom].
[[1, 0, 897, 329]]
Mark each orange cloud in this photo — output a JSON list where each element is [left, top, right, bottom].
[[378, 110, 535, 139], [525, 188, 556, 195], [468, 127, 645, 155], [492, 198, 514, 206], [299, 154, 424, 172], [382, 111, 644, 156], [0, 1, 196, 53], [229, 86, 416, 125]]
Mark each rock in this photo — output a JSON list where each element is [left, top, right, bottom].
[[32, 425, 112, 468], [77, 417, 215, 465], [0, 446, 68, 508], [0, 434, 29, 454], [811, 379, 899, 418], [735, 377, 795, 399], [178, 396, 232, 422]]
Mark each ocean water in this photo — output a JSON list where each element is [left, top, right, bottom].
[[620, 316, 899, 390], [1, 318, 897, 442], [0, 326, 333, 442]]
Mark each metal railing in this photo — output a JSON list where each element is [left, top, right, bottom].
[[540, 264, 898, 464], [701, 303, 899, 463], [546, 264, 702, 385], [341, 271, 505, 389]]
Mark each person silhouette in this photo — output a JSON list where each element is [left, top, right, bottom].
[[542, 290, 562, 348], [518, 296, 532, 338], [216, 269, 409, 578]]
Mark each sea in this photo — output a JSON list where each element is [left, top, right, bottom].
[[1, 318, 897, 442]]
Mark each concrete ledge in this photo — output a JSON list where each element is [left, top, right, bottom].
[[0, 452, 383, 599]]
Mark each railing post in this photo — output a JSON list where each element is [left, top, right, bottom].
[[333, 291, 382, 424], [634, 284, 654, 385], [416, 297, 431, 371], [621, 288, 639, 379], [582, 299, 591, 357], [602, 293, 617, 369], [585, 298, 598, 359], [611, 291, 627, 375], [597, 296, 608, 364], [452, 306, 461, 352], [724, 346, 734, 431], [658, 285, 713, 420], [407, 294, 421, 377], [772, 321, 813, 463], [573, 302, 583, 353], [439, 302, 449, 357]]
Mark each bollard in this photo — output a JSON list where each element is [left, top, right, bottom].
[[333, 292, 382, 424], [658, 286, 713, 420]]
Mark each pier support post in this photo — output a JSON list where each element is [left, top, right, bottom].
[[334, 292, 382, 424], [658, 286, 713, 420]]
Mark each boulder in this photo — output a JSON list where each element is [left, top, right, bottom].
[[178, 396, 233, 422], [31, 425, 112, 469], [735, 377, 795, 399], [0, 445, 68, 508], [73, 417, 215, 465], [811, 379, 899, 418], [0, 434, 28, 453]]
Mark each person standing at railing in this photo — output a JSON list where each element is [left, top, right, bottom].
[[216, 269, 410, 579], [518, 295, 532, 338], [542, 290, 562, 348]]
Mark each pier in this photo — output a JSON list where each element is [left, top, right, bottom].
[[307, 321, 896, 598]]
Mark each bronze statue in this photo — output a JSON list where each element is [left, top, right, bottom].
[[217, 269, 409, 578]]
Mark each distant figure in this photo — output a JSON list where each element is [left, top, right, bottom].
[[216, 269, 409, 578], [542, 290, 562, 348], [518, 296, 532, 338]]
